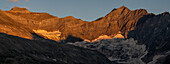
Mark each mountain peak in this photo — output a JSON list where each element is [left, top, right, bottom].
[[110, 6, 129, 12], [64, 16, 76, 19], [117, 5, 129, 10], [9, 7, 30, 13], [120, 5, 127, 8], [105, 6, 131, 17]]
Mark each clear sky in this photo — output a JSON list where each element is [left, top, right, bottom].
[[0, 0, 169, 21]]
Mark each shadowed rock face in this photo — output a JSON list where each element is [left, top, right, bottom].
[[0, 6, 148, 41], [0, 33, 111, 64], [128, 12, 170, 63]]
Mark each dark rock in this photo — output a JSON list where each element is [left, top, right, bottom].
[[64, 35, 84, 43], [127, 12, 170, 63]]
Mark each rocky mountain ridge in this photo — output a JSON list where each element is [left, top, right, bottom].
[[0, 6, 148, 41]]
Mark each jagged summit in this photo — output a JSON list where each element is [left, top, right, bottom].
[[110, 6, 128, 11], [113, 5, 130, 12], [9, 7, 30, 13], [119, 5, 128, 9]]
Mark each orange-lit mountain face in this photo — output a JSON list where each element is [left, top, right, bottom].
[[0, 6, 148, 41]]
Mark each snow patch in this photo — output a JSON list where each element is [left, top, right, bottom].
[[33, 29, 61, 41]]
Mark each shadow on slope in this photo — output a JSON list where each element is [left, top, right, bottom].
[[63, 35, 84, 43]]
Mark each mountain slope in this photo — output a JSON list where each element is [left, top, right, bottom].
[[128, 12, 170, 63], [0, 9, 33, 39], [0, 32, 111, 64]]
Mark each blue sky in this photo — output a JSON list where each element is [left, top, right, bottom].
[[0, 0, 169, 21]]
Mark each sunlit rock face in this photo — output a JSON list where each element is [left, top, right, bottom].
[[8, 7, 30, 13], [33, 29, 61, 41], [0, 9, 33, 39]]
